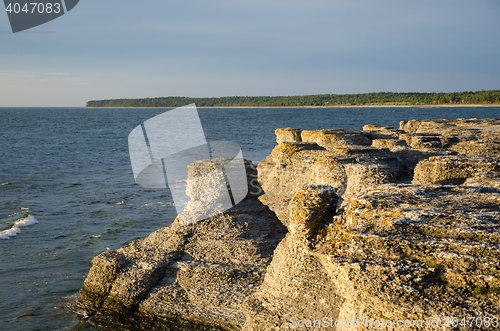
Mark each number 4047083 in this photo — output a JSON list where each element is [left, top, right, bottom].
[[5, 2, 62, 14]]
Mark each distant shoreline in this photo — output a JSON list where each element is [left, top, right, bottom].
[[86, 104, 500, 109], [85, 89, 500, 108]]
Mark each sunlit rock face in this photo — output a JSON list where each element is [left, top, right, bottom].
[[78, 118, 500, 331]]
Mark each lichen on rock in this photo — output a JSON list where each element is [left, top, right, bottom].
[[288, 184, 338, 241], [275, 128, 302, 144], [77, 118, 500, 331]]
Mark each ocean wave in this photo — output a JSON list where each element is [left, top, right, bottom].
[[0, 214, 38, 240], [137, 201, 173, 208], [7, 207, 29, 218]]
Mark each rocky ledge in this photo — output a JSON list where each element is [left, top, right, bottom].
[[77, 118, 500, 330]]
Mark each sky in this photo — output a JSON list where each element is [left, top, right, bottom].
[[1, 0, 500, 107]]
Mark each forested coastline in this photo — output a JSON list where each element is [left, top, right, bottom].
[[86, 89, 500, 108]]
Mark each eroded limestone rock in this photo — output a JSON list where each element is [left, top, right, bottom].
[[301, 129, 372, 149], [77, 117, 500, 331], [288, 185, 338, 240], [275, 128, 302, 144], [464, 171, 500, 189], [78, 161, 287, 330], [400, 118, 500, 157], [413, 155, 500, 185]]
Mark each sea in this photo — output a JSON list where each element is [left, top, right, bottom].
[[1, 106, 499, 331]]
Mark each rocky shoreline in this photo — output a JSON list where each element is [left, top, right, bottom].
[[76, 118, 500, 330]]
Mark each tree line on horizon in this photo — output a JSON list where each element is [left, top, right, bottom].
[[86, 89, 500, 108]]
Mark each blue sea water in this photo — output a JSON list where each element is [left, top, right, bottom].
[[0, 106, 499, 330]]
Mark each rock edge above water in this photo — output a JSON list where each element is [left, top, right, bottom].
[[77, 118, 500, 331]]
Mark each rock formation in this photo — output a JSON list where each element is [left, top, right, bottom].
[[77, 118, 500, 330]]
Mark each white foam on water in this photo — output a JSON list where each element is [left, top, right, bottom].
[[137, 201, 172, 208], [0, 214, 38, 240]]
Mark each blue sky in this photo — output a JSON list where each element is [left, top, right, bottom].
[[1, 0, 500, 106]]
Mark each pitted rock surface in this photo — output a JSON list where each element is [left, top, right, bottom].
[[78, 118, 500, 331]]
